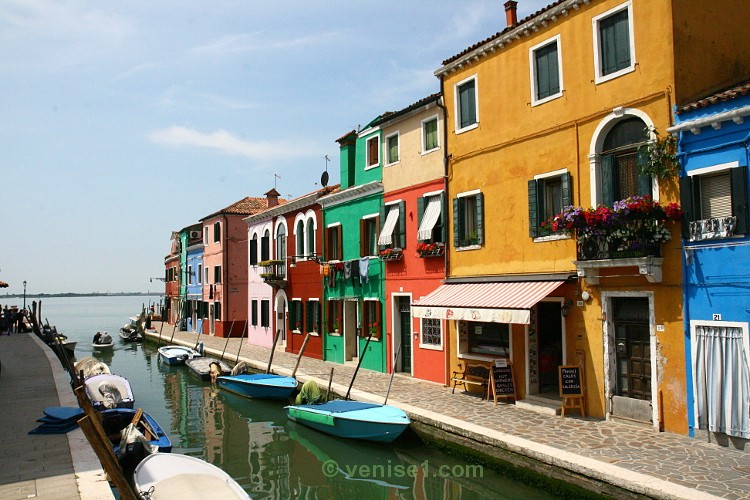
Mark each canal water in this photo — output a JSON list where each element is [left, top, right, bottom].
[[36, 295, 560, 499]]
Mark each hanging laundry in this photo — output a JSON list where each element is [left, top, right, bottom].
[[344, 261, 352, 280], [359, 257, 369, 284], [351, 259, 360, 286]]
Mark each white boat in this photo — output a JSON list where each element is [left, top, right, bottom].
[[133, 453, 249, 499], [92, 332, 114, 350], [158, 345, 202, 366], [74, 357, 111, 379], [84, 373, 135, 410]]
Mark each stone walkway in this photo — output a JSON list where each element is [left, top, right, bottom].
[[0, 332, 112, 500], [151, 322, 750, 500]]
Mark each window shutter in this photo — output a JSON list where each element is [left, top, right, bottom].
[[561, 172, 573, 207], [306, 301, 314, 333], [289, 302, 296, 329], [375, 301, 382, 340], [417, 196, 425, 242], [732, 166, 749, 235], [250, 239, 257, 265], [374, 216, 381, 254], [337, 226, 343, 260], [475, 193, 485, 245], [601, 154, 615, 207], [261, 235, 270, 261], [452, 197, 460, 246], [528, 179, 539, 237], [679, 175, 694, 240], [439, 192, 447, 243], [398, 201, 406, 248], [359, 219, 365, 257], [378, 204, 386, 248], [636, 148, 652, 196]]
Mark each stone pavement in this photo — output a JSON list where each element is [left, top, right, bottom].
[[152, 322, 750, 500], [0, 332, 113, 500]]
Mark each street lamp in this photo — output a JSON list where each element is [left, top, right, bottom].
[[23, 280, 27, 310]]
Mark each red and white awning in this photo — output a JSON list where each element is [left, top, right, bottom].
[[412, 281, 564, 324]]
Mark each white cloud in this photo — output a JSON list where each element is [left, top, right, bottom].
[[149, 126, 316, 160], [190, 30, 340, 56]]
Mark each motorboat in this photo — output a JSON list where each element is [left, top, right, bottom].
[[133, 453, 249, 499], [217, 373, 297, 400], [101, 408, 172, 453], [285, 400, 411, 443], [74, 356, 111, 379], [92, 332, 114, 350], [157, 345, 201, 366], [185, 357, 231, 381], [83, 373, 135, 410]]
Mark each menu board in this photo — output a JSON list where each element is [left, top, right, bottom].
[[559, 365, 583, 396], [490, 361, 515, 403]]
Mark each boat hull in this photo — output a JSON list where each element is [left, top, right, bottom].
[[158, 346, 201, 366], [286, 401, 410, 443], [185, 357, 231, 381], [92, 342, 114, 350], [101, 408, 172, 453], [217, 374, 297, 400], [84, 373, 135, 410]]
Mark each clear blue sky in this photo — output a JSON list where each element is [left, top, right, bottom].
[[0, 0, 548, 295]]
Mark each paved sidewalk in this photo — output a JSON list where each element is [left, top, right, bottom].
[[152, 322, 750, 500], [0, 332, 113, 500]]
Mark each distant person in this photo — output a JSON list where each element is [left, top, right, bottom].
[[101, 332, 112, 344], [145, 313, 152, 330], [93, 332, 102, 344], [209, 362, 222, 384]]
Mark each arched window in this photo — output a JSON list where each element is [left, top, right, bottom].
[[306, 219, 315, 257], [276, 224, 286, 262], [296, 219, 305, 257], [250, 233, 258, 265], [261, 229, 270, 261], [600, 117, 651, 206]]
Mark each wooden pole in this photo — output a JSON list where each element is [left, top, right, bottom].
[[222, 320, 243, 361], [326, 367, 334, 402], [384, 342, 402, 405], [345, 332, 373, 400], [290, 333, 311, 378], [78, 416, 138, 500], [234, 321, 249, 365], [265, 329, 282, 374], [156, 318, 165, 346]]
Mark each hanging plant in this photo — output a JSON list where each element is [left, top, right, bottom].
[[637, 126, 679, 180]]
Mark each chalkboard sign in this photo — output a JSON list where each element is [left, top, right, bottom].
[[559, 365, 583, 396], [490, 362, 515, 404]]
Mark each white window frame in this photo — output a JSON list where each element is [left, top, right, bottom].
[[187, 265, 193, 285], [361, 213, 380, 257], [455, 188, 481, 251], [291, 298, 303, 333], [274, 217, 288, 262], [454, 74, 479, 134], [384, 131, 400, 166], [307, 298, 321, 336], [529, 34, 564, 106], [421, 114, 440, 155], [197, 264, 202, 285], [365, 135, 380, 170], [204, 227, 209, 246], [419, 317, 443, 350], [533, 168, 571, 242], [592, 1, 636, 85], [293, 213, 306, 257], [305, 210, 317, 258]]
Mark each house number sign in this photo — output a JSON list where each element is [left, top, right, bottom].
[[713, 314, 722, 321]]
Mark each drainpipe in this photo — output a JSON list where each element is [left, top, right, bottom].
[[223, 214, 228, 337], [437, 76, 451, 387]]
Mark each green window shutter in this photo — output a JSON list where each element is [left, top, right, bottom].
[[261, 236, 270, 261], [636, 148, 652, 196], [398, 201, 406, 248], [528, 179, 539, 237], [535, 42, 559, 99], [378, 204, 386, 248], [249, 240, 257, 265], [601, 154, 615, 207], [475, 193, 485, 245], [561, 172, 573, 207], [417, 196, 425, 243], [459, 80, 476, 129], [439, 192, 447, 243], [731, 165, 749, 235], [679, 176, 695, 240], [306, 301, 314, 333], [600, 9, 630, 75], [452, 197, 461, 246], [289, 302, 296, 330]]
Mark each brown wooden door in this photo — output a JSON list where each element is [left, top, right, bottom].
[[613, 297, 651, 401]]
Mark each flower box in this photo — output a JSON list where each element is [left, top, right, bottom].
[[378, 248, 403, 261], [416, 242, 445, 257]]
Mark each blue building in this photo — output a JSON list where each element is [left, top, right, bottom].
[[185, 230, 205, 333], [670, 81, 750, 445]]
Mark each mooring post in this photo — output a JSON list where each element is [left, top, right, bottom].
[[384, 342, 402, 405], [291, 332, 311, 378], [345, 332, 373, 400], [266, 329, 282, 374], [234, 321, 248, 364]]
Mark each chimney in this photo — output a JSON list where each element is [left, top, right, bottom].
[[504, 0, 518, 27], [264, 188, 280, 208]]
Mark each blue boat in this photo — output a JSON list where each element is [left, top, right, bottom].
[[157, 345, 201, 366], [217, 373, 297, 400], [101, 408, 172, 453], [285, 401, 411, 443]]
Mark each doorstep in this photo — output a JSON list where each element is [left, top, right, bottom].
[[516, 394, 562, 416]]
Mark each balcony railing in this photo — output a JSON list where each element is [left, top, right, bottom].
[[689, 216, 736, 242], [259, 260, 287, 287], [576, 230, 662, 261]]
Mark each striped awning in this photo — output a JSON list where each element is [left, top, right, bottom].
[[417, 197, 442, 240], [377, 206, 400, 246], [412, 281, 563, 324]]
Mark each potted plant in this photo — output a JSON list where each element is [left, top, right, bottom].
[[331, 317, 341, 334], [638, 126, 679, 180], [368, 322, 379, 336], [416, 241, 445, 257], [378, 247, 402, 261]]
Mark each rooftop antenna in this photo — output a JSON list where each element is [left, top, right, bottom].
[[274, 173, 281, 189], [320, 155, 330, 187]]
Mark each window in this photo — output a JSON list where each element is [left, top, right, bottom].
[[528, 171, 573, 237], [417, 193, 445, 243], [366, 135, 379, 168], [251, 299, 258, 326], [360, 215, 380, 257], [204, 227, 208, 245], [276, 223, 287, 261], [600, 117, 651, 206], [362, 300, 382, 340], [421, 318, 442, 348], [681, 163, 748, 241], [326, 224, 342, 261], [306, 300, 321, 334], [213, 222, 221, 243], [261, 300, 270, 328], [422, 116, 439, 153], [453, 191, 484, 247], [187, 265, 193, 285], [214, 301, 221, 321], [204, 267, 209, 284], [378, 202, 405, 248], [461, 321, 509, 357], [290, 300, 303, 332], [197, 264, 202, 284], [296, 219, 305, 257], [306, 218, 315, 257], [455, 76, 478, 132], [261, 229, 270, 261], [530, 35, 562, 105], [385, 132, 399, 165], [593, 2, 635, 83], [328, 300, 343, 334], [214, 265, 221, 284], [250, 234, 258, 265]]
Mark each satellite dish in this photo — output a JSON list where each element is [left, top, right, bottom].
[[320, 171, 329, 187]]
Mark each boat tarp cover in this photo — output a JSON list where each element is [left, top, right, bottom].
[[288, 408, 335, 426], [313, 401, 381, 413]]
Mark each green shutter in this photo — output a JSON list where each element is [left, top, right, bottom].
[[561, 172, 573, 207], [439, 192, 447, 243], [731, 165, 749, 235], [306, 301, 313, 333], [417, 196, 425, 228], [452, 197, 461, 246], [528, 179, 539, 238], [679, 175, 694, 240], [250, 240, 257, 265], [601, 154, 615, 207], [289, 302, 296, 330], [475, 193, 484, 245], [636, 148, 652, 196], [398, 201, 406, 248]]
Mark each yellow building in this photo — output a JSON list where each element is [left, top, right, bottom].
[[417, 0, 750, 434]]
